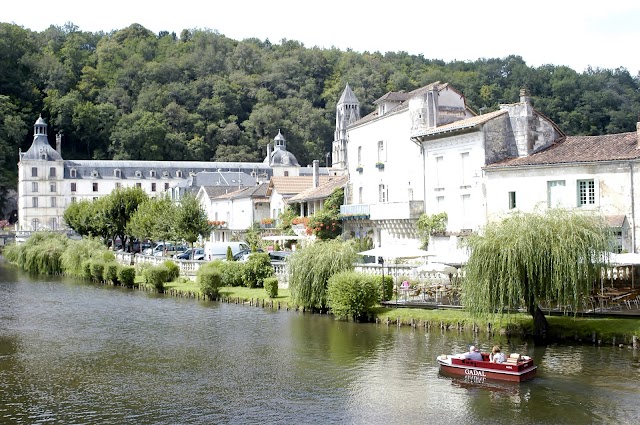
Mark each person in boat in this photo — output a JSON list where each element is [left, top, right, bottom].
[[490, 345, 506, 363], [464, 345, 483, 361]]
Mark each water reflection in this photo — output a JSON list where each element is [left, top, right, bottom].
[[1, 261, 639, 424]]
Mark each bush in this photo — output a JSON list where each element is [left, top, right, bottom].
[[81, 259, 92, 280], [242, 252, 274, 288], [380, 275, 394, 302], [198, 268, 222, 299], [163, 260, 180, 281], [327, 271, 380, 321], [103, 261, 119, 284], [217, 260, 245, 286], [144, 265, 169, 292], [117, 266, 136, 287], [61, 237, 108, 278], [264, 277, 279, 298], [90, 260, 105, 282]]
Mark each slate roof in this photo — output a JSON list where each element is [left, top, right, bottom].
[[266, 176, 334, 196], [288, 175, 348, 203], [338, 83, 359, 104], [213, 182, 269, 201], [605, 215, 627, 228], [412, 109, 507, 138], [486, 131, 640, 168]]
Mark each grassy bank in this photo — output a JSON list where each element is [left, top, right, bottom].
[[161, 281, 639, 346]]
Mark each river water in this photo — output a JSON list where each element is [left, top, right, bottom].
[[1, 261, 639, 425]]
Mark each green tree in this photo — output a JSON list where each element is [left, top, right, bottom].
[[288, 239, 357, 310], [128, 195, 176, 246], [416, 212, 448, 249], [174, 192, 210, 248], [100, 186, 149, 250], [462, 209, 611, 340]]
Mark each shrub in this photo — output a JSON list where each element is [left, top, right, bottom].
[[90, 260, 105, 282], [217, 260, 245, 286], [144, 265, 169, 292], [118, 266, 136, 287], [198, 268, 222, 299], [264, 277, 279, 298], [242, 252, 273, 288], [103, 261, 119, 284], [288, 239, 357, 310], [380, 275, 394, 302], [163, 260, 180, 281], [61, 237, 107, 278], [226, 246, 233, 261], [327, 271, 380, 321], [81, 259, 92, 280]]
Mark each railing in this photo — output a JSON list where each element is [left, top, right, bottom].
[[340, 204, 370, 219]]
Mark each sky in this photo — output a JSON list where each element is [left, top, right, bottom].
[[4, 0, 640, 75]]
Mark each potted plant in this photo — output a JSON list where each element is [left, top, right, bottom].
[[375, 162, 385, 169]]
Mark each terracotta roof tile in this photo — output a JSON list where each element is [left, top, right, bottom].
[[288, 175, 348, 203], [267, 175, 334, 196], [486, 131, 640, 168]]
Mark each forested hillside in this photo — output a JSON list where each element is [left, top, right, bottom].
[[1, 22, 640, 211]]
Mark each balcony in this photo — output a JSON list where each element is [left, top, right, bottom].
[[370, 201, 424, 220], [339, 204, 370, 220]]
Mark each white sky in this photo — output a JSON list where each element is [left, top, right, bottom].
[[4, 0, 640, 75]]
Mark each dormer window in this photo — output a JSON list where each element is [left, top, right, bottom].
[[114, 169, 121, 178], [176, 170, 183, 178], [189, 171, 196, 177], [40, 152, 47, 160], [150, 170, 156, 178], [135, 170, 142, 178], [70, 168, 76, 178], [91, 170, 99, 178], [162, 170, 169, 178]]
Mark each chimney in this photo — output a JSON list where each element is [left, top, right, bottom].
[[56, 133, 62, 155], [312, 160, 319, 188], [266, 143, 272, 165], [520, 88, 530, 104]]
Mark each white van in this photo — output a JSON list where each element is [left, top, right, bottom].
[[204, 241, 250, 260]]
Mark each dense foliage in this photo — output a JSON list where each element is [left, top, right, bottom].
[[327, 271, 380, 320], [463, 209, 611, 339], [263, 277, 279, 298], [2, 22, 640, 216], [416, 212, 448, 249], [288, 239, 357, 310]]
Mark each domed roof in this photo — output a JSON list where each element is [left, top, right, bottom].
[[270, 148, 299, 167], [21, 116, 62, 161]]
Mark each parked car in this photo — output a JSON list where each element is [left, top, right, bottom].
[[176, 248, 205, 261], [268, 251, 292, 262], [204, 241, 250, 260], [234, 248, 264, 262]]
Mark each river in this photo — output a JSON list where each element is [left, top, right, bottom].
[[1, 261, 639, 424]]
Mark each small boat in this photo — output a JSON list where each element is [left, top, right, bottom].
[[437, 352, 537, 382]]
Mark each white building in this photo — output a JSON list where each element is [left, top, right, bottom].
[[484, 124, 640, 253]]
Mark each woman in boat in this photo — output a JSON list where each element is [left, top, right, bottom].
[[490, 345, 506, 363]]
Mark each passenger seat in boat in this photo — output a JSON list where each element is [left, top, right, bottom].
[[506, 353, 520, 364]]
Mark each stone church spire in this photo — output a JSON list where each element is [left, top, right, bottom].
[[332, 84, 360, 169]]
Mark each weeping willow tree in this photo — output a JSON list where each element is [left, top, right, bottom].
[[288, 239, 357, 311], [463, 209, 611, 340], [3, 232, 69, 274]]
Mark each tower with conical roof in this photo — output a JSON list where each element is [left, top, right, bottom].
[[332, 84, 360, 169]]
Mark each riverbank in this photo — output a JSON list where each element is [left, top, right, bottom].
[[158, 279, 640, 347]]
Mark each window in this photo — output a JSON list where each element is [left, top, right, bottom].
[[135, 170, 142, 178], [150, 170, 156, 178], [49, 182, 56, 192], [176, 170, 183, 178], [50, 197, 56, 207], [578, 179, 595, 206], [49, 167, 56, 177], [70, 182, 77, 192], [164, 183, 169, 190], [32, 197, 38, 208], [93, 197, 98, 201], [358, 187, 363, 204], [91, 170, 99, 178], [378, 184, 387, 203], [357, 146, 362, 164], [377, 141, 385, 162], [115, 182, 121, 188], [92, 182, 98, 192], [461, 194, 471, 227], [31, 167, 38, 177], [460, 152, 470, 186], [114, 169, 121, 178], [509, 191, 516, 209], [136, 183, 141, 188], [71, 197, 76, 203], [436, 196, 445, 213], [70, 169, 77, 178], [49, 218, 57, 230], [547, 180, 566, 207], [151, 183, 157, 192], [284, 171, 289, 176], [435, 156, 444, 188], [163, 170, 169, 178], [31, 218, 39, 231], [32, 182, 38, 192]]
